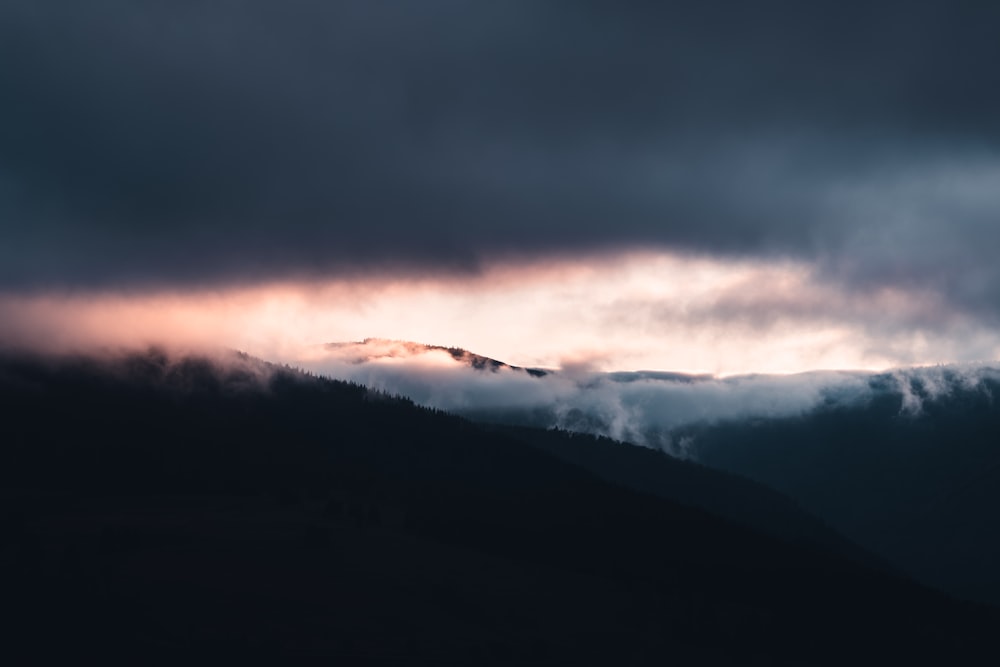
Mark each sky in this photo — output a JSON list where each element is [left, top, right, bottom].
[[2, 1, 1000, 374]]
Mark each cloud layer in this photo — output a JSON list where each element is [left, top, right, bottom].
[[306, 340, 1000, 456]]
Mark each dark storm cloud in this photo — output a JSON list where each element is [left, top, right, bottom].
[[2, 0, 1000, 311]]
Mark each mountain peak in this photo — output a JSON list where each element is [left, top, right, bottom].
[[324, 338, 549, 377]]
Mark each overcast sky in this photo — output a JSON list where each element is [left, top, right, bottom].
[[2, 1, 999, 372]]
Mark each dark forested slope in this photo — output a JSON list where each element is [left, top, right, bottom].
[[0, 349, 996, 664], [491, 424, 884, 570]]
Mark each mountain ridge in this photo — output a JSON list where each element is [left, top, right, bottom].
[[325, 338, 550, 376]]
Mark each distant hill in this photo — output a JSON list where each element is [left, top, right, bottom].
[[1, 348, 997, 663], [679, 367, 1000, 605], [326, 338, 550, 376]]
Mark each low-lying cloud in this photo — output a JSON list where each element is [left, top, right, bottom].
[[307, 339, 1000, 456]]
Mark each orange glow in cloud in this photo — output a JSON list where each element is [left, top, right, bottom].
[[0, 251, 994, 375]]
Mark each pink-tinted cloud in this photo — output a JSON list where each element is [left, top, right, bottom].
[[1, 251, 997, 376]]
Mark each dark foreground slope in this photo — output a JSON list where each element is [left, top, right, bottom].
[[1, 349, 997, 664]]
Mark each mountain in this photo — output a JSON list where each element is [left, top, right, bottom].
[[325, 338, 550, 376], [325, 341, 884, 565], [319, 340, 1000, 606], [1, 348, 997, 664], [678, 366, 1000, 605]]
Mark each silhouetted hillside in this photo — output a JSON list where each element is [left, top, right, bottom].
[[1, 348, 997, 664], [490, 424, 885, 569]]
